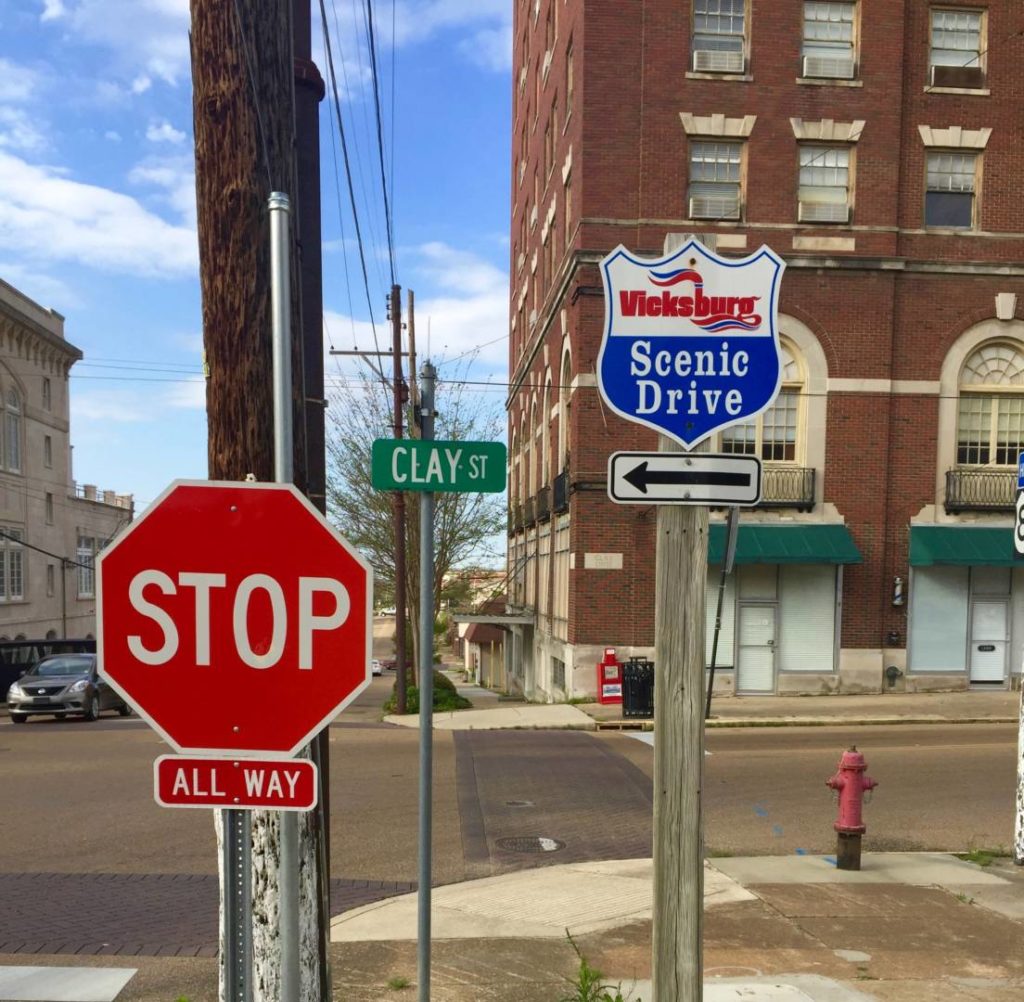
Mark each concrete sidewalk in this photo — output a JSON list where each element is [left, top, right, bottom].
[[329, 851, 1024, 1001], [383, 677, 1020, 731]]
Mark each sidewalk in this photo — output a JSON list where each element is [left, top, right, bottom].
[[328, 851, 1024, 1000]]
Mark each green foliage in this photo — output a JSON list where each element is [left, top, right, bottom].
[[956, 845, 1010, 868], [386, 975, 411, 990], [559, 933, 641, 1002], [383, 671, 472, 714]]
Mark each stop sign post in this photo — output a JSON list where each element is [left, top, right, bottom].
[[97, 480, 373, 758]]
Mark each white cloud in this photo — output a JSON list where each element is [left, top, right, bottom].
[[104, 130, 122, 142], [0, 108, 48, 154], [162, 379, 206, 410], [0, 261, 76, 311], [57, 0, 191, 85], [131, 75, 152, 94], [393, 0, 509, 47], [128, 153, 197, 227], [146, 120, 186, 144], [459, 24, 513, 72], [0, 58, 41, 102], [40, 0, 66, 22], [0, 151, 197, 278], [72, 390, 153, 424]]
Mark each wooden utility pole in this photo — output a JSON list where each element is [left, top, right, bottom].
[[651, 232, 713, 1001], [191, 2, 327, 999]]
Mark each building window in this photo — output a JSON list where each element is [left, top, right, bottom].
[[0, 528, 24, 602], [798, 145, 851, 222], [544, 118, 553, 180], [4, 389, 21, 473], [926, 152, 977, 229], [957, 342, 1024, 465], [688, 141, 742, 220], [46, 562, 55, 597], [565, 38, 573, 121], [77, 535, 96, 598], [552, 656, 566, 691], [564, 173, 573, 244], [802, 2, 856, 79], [722, 344, 803, 461], [44, 434, 52, 468], [929, 8, 984, 88], [42, 377, 51, 410], [45, 492, 54, 525], [692, 0, 746, 73]]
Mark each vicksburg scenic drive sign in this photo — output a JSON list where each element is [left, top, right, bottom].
[[97, 481, 373, 774], [598, 238, 786, 450]]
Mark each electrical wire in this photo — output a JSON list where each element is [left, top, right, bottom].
[[231, 0, 274, 191], [365, 0, 397, 285]]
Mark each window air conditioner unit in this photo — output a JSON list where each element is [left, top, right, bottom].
[[689, 196, 740, 220], [930, 64, 984, 89], [802, 55, 855, 80], [692, 49, 744, 74], [798, 201, 850, 223]]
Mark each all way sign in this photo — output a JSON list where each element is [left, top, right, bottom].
[[608, 452, 761, 506], [154, 755, 318, 811], [372, 439, 506, 493]]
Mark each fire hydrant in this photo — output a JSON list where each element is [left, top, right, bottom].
[[826, 746, 878, 871]]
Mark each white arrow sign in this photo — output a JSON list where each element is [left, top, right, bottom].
[[1015, 490, 1024, 559], [608, 452, 762, 506]]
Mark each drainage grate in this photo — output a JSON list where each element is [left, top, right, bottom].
[[495, 835, 565, 854]]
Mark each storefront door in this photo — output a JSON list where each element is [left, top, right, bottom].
[[969, 600, 1008, 685], [737, 604, 776, 694]]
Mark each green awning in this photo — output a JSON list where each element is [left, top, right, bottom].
[[909, 525, 1015, 566], [708, 523, 862, 565]]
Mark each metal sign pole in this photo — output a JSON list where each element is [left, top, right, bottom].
[[270, 191, 301, 1002], [222, 808, 252, 1001], [417, 362, 436, 1001]]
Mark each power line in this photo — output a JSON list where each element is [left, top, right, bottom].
[[365, 0, 397, 285]]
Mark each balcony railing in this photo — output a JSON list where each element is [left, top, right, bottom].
[[507, 503, 524, 534], [945, 467, 1016, 514], [552, 470, 570, 513], [756, 466, 816, 512], [524, 495, 537, 528], [536, 485, 551, 522]]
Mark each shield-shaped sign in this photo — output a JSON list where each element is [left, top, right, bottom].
[[598, 239, 786, 450]]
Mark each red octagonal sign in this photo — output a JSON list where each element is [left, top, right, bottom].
[[97, 481, 372, 757]]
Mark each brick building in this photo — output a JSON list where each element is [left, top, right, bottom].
[[501, 1, 1024, 699]]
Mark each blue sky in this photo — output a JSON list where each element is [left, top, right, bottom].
[[0, 0, 511, 510]]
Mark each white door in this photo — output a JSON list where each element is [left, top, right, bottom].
[[969, 600, 1008, 684], [737, 604, 776, 694]]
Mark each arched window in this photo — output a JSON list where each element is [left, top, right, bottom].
[[45, 629, 58, 641], [529, 399, 539, 496], [558, 350, 571, 472], [541, 378, 551, 486], [722, 340, 804, 462], [956, 341, 1024, 466], [5, 388, 20, 472]]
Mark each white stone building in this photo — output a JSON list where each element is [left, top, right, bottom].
[[0, 280, 133, 641]]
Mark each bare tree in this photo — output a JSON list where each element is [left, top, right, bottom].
[[326, 363, 506, 684]]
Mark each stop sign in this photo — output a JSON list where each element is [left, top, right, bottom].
[[97, 480, 372, 756]]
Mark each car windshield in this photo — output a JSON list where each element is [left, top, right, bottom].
[[28, 655, 93, 678]]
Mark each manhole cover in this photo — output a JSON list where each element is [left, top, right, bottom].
[[505, 800, 534, 807], [495, 835, 564, 854]]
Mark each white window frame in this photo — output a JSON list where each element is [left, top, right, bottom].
[[798, 144, 852, 223], [77, 535, 96, 598], [801, 1, 857, 79], [692, 0, 747, 73], [688, 140, 743, 220], [925, 150, 978, 230], [0, 528, 24, 602], [929, 7, 985, 84]]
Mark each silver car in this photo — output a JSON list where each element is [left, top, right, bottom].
[[6, 653, 129, 724]]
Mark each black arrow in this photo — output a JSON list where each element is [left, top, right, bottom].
[[623, 461, 751, 495]]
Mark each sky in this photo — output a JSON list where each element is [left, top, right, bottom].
[[0, 0, 512, 512]]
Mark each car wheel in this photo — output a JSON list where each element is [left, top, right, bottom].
[[117, 702, 132, 717], [9, 712, 26, 724], [85, 697, 101, 722]]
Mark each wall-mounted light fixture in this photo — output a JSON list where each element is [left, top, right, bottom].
[[892, 576, 904, 607]]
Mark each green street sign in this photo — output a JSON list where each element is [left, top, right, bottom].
[[371, 439, 507, 493]]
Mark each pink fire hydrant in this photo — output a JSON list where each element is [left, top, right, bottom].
[[826, 746, 878, 870]]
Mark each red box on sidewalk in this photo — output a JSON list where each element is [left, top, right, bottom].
[[596, 648, 623, 704]]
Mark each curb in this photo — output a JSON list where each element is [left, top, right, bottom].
[[593, 716, 1017, 730]]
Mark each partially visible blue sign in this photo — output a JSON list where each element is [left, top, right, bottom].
[[597, 239, 786, 450], [1017, 451, 1024, 489]]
